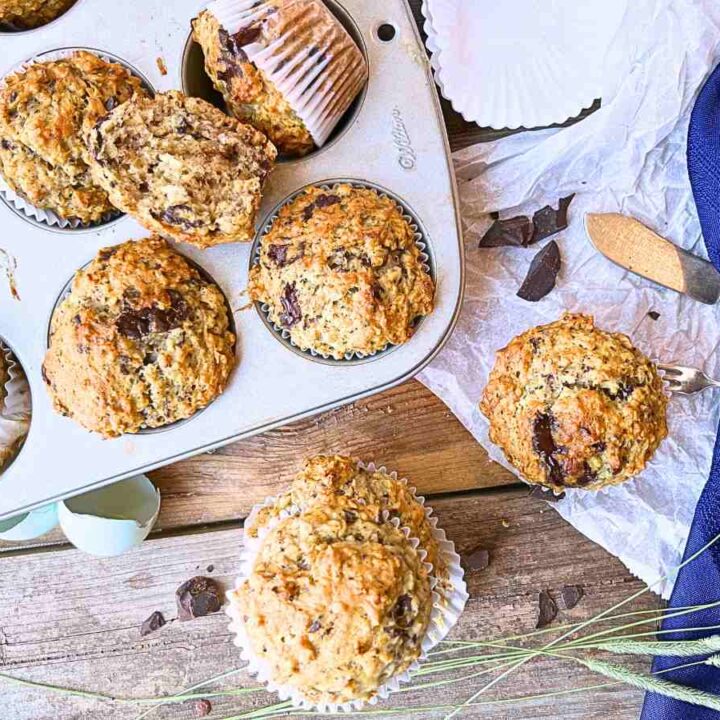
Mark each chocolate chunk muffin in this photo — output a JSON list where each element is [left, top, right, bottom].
[[192, 0, 367, 157], [0, 51, 148, 224], [43, 237, 236, 437], [249, 454, 447, 584], [248, 184, 435, 359], [480, 313, 668, 491], [0, 0, 75, 29], [85, 91, 276, 248], [232, 502, 432, 704]]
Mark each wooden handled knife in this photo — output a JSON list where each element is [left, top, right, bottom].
[[584, 212, 720, 305]]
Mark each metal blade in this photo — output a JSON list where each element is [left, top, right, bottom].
[[584, 213, 720, 305]]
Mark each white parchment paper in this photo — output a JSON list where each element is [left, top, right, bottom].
[[418, 0, 720, 598]]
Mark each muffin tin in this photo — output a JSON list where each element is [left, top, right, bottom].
[[0, 0, 464, 520]]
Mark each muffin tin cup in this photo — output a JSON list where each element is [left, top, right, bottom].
[[0, 342, 31, 474], [226, 460, 468, 712], [251, 180, 435, 365], [204, 0, 368, 148], [0, 47, 154, 233]]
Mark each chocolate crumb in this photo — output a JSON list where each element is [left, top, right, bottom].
[[308, 619, 321, 633], [176, 576, 223, 621], [531, 195, 574, 244], [267, 244, 289, 266], [517, 240, 561, 302], [558, 584, 584, 610], [206, 564, 214, 573], [528, 485, 565, 502], [536, 589, 558, 629], [479, 216, 533, 248], [647, 310, 660, 321], [464, 548, 490, 573], [140, 610, 166, 636]]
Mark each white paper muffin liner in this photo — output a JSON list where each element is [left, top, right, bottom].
[[226, 460, 468, 712], [0, 47, 152, 230], [251, 181, 434, 364], [0, 343, 31, 473], [205, 0, 367, 147]]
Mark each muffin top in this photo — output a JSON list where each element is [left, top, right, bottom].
[[85, 91, 277, 247], [0, 51, 147, 223], [248, 184, 435, 359], [479, 313, 668, 491], [193, 9, 313, 157], [249, 454, 447, 583], [0, 0, 75, 29], [43, 237, 236, 437], [233, 502, 432, 704]]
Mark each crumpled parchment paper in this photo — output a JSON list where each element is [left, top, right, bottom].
[[418, 0, 720, 598]]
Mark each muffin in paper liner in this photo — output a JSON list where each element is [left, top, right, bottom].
[[249, 181, 435, 364], [0, 342, 31, 473], [226, 461, 468, 712], [200, 0, 367, 152], [0, 48, 153, 231]]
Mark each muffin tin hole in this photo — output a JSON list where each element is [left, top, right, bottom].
[[0, 47, 155, 234], [181, 0, 368, 164], [250, 179, 435, 366], [47, 250, 237, 436], [0, 0, 81, 33], [0, 338, 32, 477], [375, 23, 397, 42]]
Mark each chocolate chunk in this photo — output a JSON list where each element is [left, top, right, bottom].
[[532, 412, 565, 486], [192, 699, 212, 717], [155, 204, 204, 229], [464, 548, 490, 573], [576, 463, 597, 486], [0, 139, 12, 151], [302, 193, 341, 221], [97, 246, 118, 261], [219, 29, 248, 62], [104, 96, 118, 112], [233, 24, 262, 46], [176, 576, 223, 621], [528, 485, 565, 502], [308, 619, 321, 633], [592, 441, 607, 452], [558, 584, 584, 611], [614, 382, 636, 401], [140, 610, 166, 636], [116, 292, 189, 339], [530, 195, 574, 244], [517, 240, 561, 302], [392, 594, 413, 627], [267, 244, 289, 266], [535, 590, 558, 629], [343, 509, 358, 524], [647, 310, 661, 321], [479, 216, 533, 248], [279, 283, 301, 328]]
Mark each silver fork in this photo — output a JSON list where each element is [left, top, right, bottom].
[[658, 364, 720, 395]]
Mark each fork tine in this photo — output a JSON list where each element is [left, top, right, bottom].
[[657, 364, 682, 376]]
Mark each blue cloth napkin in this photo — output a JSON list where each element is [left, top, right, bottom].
[[639, 60, 720, 719]]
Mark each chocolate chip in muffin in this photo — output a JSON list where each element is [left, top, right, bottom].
[[115, 293, 189, 339], [517, 240, 561, 302], [176, 576, 224, 621], [532, 412, 565, 485], [279, 283, 302, 327], [268, 244, 290, 266]]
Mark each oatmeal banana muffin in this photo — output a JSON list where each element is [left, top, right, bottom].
[[248, 184, 435, 359], [0, 51, 148, 224], [85, 91, 277, 247], [233, 503, 432, 704], [43, 237, 235, 437], [0, 0, 75, 29], [192, 0, 367, 157], [249, 454, 447, 583], [480, 313, 668, 491]]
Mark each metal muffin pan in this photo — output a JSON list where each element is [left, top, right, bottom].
[[0, 0, 464, 520]]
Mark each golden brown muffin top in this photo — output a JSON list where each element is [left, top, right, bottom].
[[480, 313, 668, 491]]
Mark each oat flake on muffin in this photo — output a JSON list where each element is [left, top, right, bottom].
[[479, 312, 668, 491], [233, 502, 432, 704], [43, 237, 236, 437], [248, 184, 435, 359], [0, 51, 148, 224]]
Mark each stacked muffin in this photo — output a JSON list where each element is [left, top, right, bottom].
[[480, 313, 668, 491], [231, 455, 441, 705]]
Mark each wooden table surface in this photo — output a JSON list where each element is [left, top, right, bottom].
[[0, 3, 658, 719]]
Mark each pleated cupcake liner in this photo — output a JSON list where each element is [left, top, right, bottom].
[[0, 47, 151, 231], [226, 459, 467, 712], [205, 0, 367, 147], [0, 342, 31, 473], [251, 180, 434, 364]]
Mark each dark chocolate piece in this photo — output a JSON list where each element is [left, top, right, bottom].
[[308, 619, 321, 633], [140, 610, 166, 636], [532, 411, 565, 486], [479, 216, 533, 248], [647, 310, 660, 321], [535, 589, 558, 629], [267, 244, 289, 267], [558, 584, 584, 611], [464, 548, 490, 573], [155, 204, 204, 230], [279, 283, 302, 328], [530, 195, 574, 244], [175, 576, 223, 621], [392, 594, 413, 627], [517, 240, 561, 302], [116, 291, 189, 339]]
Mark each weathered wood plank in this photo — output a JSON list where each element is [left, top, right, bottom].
[[0, 487, 659, 719]]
